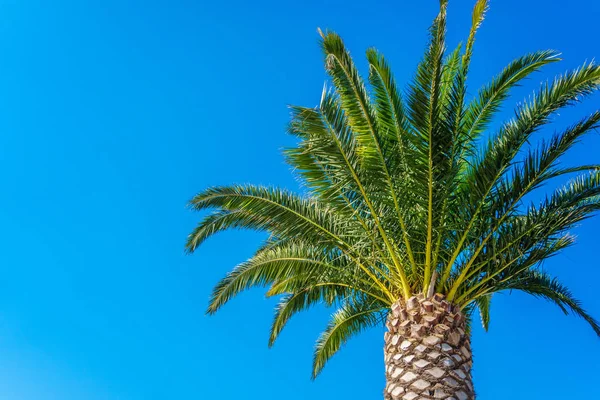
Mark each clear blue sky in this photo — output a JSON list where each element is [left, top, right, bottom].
[[0, 1, 598, 399]]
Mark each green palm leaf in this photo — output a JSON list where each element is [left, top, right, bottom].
[[312, 298, 386, 378]]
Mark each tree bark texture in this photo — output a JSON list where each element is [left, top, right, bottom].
[[384, 293, 474, 400]]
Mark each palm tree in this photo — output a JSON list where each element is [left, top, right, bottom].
[[186, 1, 600, 398]]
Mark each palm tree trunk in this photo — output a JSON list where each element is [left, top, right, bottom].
[[384, 294, 474, 400]]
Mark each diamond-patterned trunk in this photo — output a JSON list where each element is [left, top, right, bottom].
[[384, 294, 474, 400]]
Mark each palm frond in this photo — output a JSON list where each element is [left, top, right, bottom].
[[461, 50, 560, 156], [474, 294, 491, 331], [499, 271, 600, 335], [312, 298, 386, 378], [206, 243, 338, 314]]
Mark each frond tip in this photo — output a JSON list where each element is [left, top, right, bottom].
[[312, 299, 386, 379], [503, 271, 600, 335]]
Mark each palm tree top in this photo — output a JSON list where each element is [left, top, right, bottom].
[[187, 0, 600, 378]]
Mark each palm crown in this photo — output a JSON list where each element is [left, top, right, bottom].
[[187, 0, 600, 378]]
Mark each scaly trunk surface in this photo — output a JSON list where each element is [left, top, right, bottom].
[[384, 293, 474, 400]]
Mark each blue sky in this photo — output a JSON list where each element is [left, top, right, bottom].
[[0, 0, 599, 399]]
